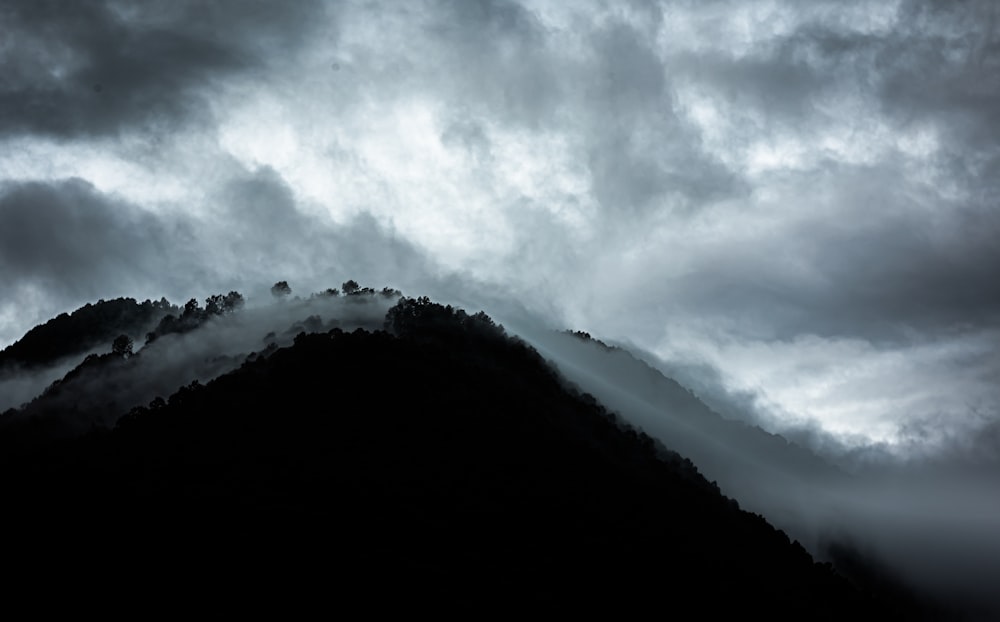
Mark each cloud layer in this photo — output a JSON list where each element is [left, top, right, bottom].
[[2, 0, 999, 453]]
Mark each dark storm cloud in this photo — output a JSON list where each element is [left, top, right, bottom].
[[209, 165, 443, 295], [417, 0, 563, 127], [657, 161, 1000, 343], [219, 166, 313, 253], [880, 0, 1000, 143], [409, 1, 742, 214], [741, 0, 1000, 177], [0, 0, 326, 138], [587, 125, 743, 215], [436, 0, 544, 44], [0, 178, 193, 298], [673, 47, 830, 123], [2, 0, 994, 424], [440, 117, 492, 164], [582, 21, 746, 213], [0, 165, 445, 348], [590, 22, 668, 112], [328, 0, 997, 343], [801, 205, 1000, 337], [590, 1, 1000, 344]]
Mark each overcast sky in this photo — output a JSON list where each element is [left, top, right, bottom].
[[2, 0, 998, 456]]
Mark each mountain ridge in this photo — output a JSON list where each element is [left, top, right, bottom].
[[0, 289, 947, 617]]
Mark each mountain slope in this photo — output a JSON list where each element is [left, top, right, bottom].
[[0, 296, 176, 372], [1, 297, 913, 616], [512, 326, 852, 543]]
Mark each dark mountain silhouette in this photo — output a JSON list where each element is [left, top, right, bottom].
[[0, 290, 946, 616], [512, 327, 852, 540], [0, 296, 176, 373], [0, 292, 247, 439]]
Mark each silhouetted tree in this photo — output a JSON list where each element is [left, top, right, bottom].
[[206, 291, 245, 315], [182, 298, 200, 318], [111, 334, 133, 358], [341, 280, 360, 295], [271, 281, 292, 299]]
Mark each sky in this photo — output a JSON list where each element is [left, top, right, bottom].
[[2, 0, 999, 459]]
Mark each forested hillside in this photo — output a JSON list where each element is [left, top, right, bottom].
[[1, 294, 938, 616]]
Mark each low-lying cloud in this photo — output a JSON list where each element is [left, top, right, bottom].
[[509, 323, 1000, 614]]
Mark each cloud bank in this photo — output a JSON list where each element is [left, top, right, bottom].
[[2, 0, 999, 457]]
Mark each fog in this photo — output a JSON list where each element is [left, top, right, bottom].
[[505, 319, 1000, 615], [6, 289, 399, 433], [0, 353, 97, 413], [4, 286, 1000, 613]]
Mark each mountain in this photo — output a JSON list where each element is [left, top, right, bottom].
[[0, 290, 941, 616], [0, 296, 177, 372], [511, 324, 1000, 620], [510, 326, 850, 546]]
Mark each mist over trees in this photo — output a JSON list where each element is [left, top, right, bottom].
[[1, 291, 922, 617], [144, 291, 244, 344], [0, 282, 400, 429], [270, 280, 291, 298], [0, 296, 175, 371], [0, 283, 975, 617]]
